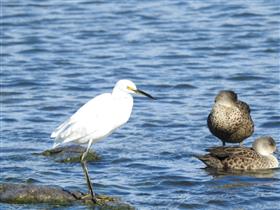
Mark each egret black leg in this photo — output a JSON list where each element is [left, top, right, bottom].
[[81, 152, 97, 203], [222, 141, 226, 146]]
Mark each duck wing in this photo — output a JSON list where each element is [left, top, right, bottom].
[[236, 100, 251, 113], [206, 146, 257, 159]]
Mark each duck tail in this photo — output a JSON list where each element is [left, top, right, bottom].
[[195, 154, 224, 169]]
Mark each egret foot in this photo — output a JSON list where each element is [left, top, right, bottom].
[[80, 193, 98, 203]]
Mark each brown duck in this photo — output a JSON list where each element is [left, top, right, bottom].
[[197, 136, 279, 170], [207, 90, 254, 146]]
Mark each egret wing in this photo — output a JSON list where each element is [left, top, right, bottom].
[[51, 93, 115, 146]]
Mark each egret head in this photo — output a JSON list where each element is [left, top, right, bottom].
[[114, 79, 155, 99], [253, 136, 277, 156]]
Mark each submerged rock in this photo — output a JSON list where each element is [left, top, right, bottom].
[[39, 145, 100, 163], [0, 183, 134, 209]]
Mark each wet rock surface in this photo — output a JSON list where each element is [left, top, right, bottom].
[[0, 183, 134, 209], [0, 183, 76, 205], [38, 145, 100, 163]]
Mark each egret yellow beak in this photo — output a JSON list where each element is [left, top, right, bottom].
[[127, 86, 155, 99]]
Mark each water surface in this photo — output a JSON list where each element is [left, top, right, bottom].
[[2, 0, 280, 209]]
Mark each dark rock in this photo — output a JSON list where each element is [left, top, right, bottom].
[[38, 145, 100, 163], [0, 183, 134, 209], [0, 183, 76, 205]]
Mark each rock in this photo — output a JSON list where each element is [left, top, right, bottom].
[[38, 145, 100, 163], [0, 183, 134, 209], [0, 183, 76, 205]]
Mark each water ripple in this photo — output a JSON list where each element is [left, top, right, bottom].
[[2, 0, 280, 209]]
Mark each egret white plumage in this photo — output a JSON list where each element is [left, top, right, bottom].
[[51, 79, 154, 202]]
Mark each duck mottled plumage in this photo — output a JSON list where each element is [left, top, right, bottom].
[[207, 90, 254, 146], [197, 136, 279, 170]]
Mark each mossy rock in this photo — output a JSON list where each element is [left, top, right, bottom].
[[0, 183, 134, 209], [82, 194, 135, 209], [39, 145, 100, 163], [0, 183, 76, 205]]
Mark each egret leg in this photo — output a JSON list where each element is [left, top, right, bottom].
[[222, 141, 226, 146], [239, 142, 243, 147], [80, 144, 97, 203]]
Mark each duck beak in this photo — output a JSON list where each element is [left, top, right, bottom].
[[134, 89, 155, 100]]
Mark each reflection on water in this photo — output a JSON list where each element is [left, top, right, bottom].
[[204, 167, 280, 179]]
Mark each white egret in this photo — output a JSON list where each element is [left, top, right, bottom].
[[51, 79, 154, 202]]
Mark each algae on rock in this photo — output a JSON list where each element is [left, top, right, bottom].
[[40, 145, 100, 163], [0, 183, 134, 209]]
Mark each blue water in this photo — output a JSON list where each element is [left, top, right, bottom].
[[2, 0, 280, 209]]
